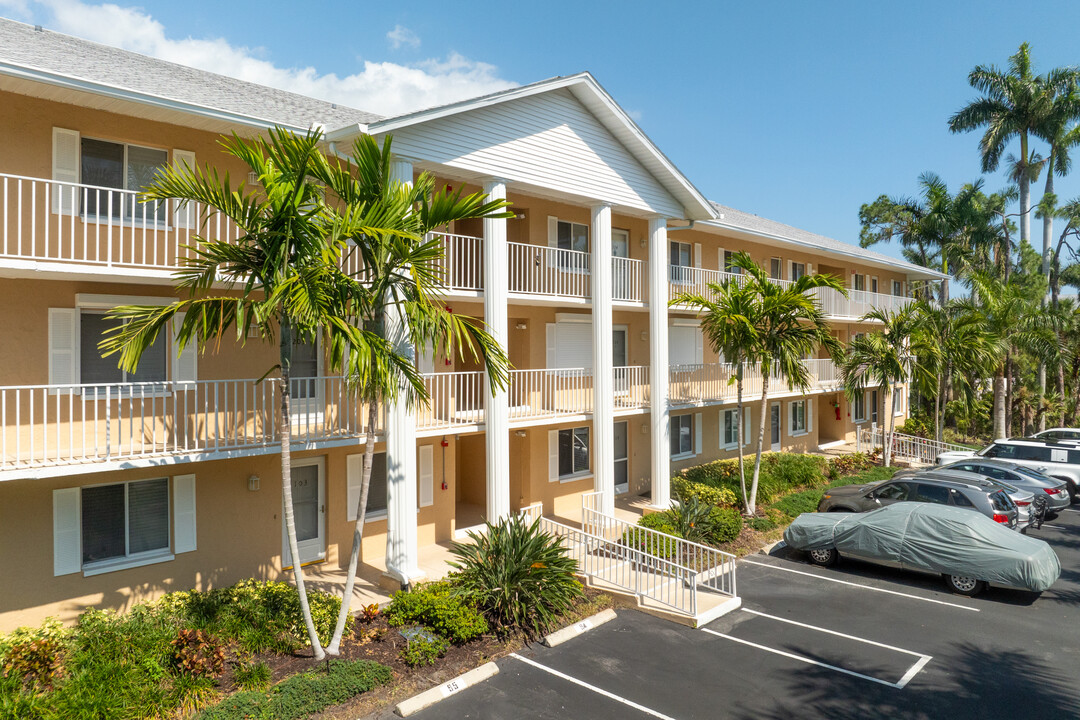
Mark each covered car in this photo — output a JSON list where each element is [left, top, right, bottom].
[[783, 502, 1060, 596]]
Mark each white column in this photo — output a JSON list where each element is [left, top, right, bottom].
[[483, 179, 511, 522], [592, 203, 615, 516], [385, 156, 422, 587], [648, 217, 671, 509]]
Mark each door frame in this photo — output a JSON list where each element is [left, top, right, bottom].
[[282, 456, 326, 569], [770, 402, 782, 451], [614, 420, 629, 495]]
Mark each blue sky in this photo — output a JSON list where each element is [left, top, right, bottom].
[[6, 0, 1080, 266]]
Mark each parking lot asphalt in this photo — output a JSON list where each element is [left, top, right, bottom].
[[390, 507, 1080, 720]]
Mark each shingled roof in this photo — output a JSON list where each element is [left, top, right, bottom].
[[0, 17, 382, 130]]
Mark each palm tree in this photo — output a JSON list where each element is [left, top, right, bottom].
[[949, 42, 1060, 260], [734, 257, 844, 515], [320, 135, 512, 653], [99, 128, 418, 659], [841, 305, 921, 467], [671, 256, 761, 509]]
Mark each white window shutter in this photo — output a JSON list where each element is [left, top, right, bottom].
[[744, 406, 752, 446], [173, 474, 197, 554], [172, 311, 197, 384], [53, 487, 81, 576], [788, 402, 793, 435], [807, 399, 814, 433], [547, 216, 559, 247], [52, 128, 80, 215], [718, 247, 726, 272], [693, 243, 702, 268], [546, 323, 556, 368], [48, 308, 78, 388], [548, 430, 559, 482], [694, 329, 704, 366], [694, 412, 702, 455], [347, 454, 363, 521], [171, 150, 196, 228], [807, 263, 814, 276], [418, 445, 434, 508]]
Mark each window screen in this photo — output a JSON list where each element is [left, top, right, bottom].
[[80, 311, 167, 386], [671, 415, 693, 456], [81, 478, 169, 565], [558, 427, 590, 476]]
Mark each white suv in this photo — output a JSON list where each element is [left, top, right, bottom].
[[937, 438, 1080, 503]]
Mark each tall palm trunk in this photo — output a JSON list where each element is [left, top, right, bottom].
[[327, 397, 379, 654], [885, 385, 895, 468], [1038, 153, 1054, 431], [748, 372, 771, 516], [735, 366, 747, 510], [279, 319, 325, 660], [934, 370, 943, 444], [993, 368, 1007, 439], [1005, 353, 1014, 436], [1019, 134, 1031, 249]]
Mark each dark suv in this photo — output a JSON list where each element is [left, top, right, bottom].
[[817, 470, 1020, 529]]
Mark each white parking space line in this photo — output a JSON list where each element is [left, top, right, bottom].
[[895, 655, 933, 689], [1040, 523, 1070, 530], [740, 558, 980, 612], [509, 653, 677, 720], [741, 610, 927, 658], [702, 628, 907, 689]]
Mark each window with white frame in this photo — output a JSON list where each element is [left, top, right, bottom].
[[722, 409, 740, 448], [723, 250, 743, 275], [871, 276, 879, 293], [770, 257, 782, 280], [671, 414, 694, 457], [81, 138, 168, 221], [559, 427, 591, 478], [347, 452, 387, 518], [893, 386, 904, 416], [556, 220, 589, 254], [790, 400, 808, 434], [81, 477, 170, 566], [790, 262, 806, 281], [670, 240, 692, 285], [853, 391, 866, 423], [853, 274, 865, 292], [892, 280, 904, 297], [79, 310, 167, 386]]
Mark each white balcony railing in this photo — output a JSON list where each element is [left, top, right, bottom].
[[416, 371, 485, 430], [612, 256, 646, 303], [0, 173, 243, 270], [0, 376, 377, 471], [613, 365, 650, 409], [508, 368, 593, 421], [668, 265, 915, 319], [669, 359, 842, 406], [508, 242, 591, 298]]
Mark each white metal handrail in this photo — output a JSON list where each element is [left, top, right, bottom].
[[416, 371, 485, 430], [0, 173, 243, 270], [612, 366, 649, 409], [0, 376, 378, 470], [508, 242, 591, 298], [508, 367, 593, 420], [669, 359, 842, 405], [580, 491, 737, 599], [857, 426, 972, 465], [612, 256, 645, 303], [518, 501, 543, 523]]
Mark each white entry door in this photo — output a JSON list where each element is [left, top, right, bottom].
[[614, 421, 629, 494], [770, 403, 782, 451], [283, 458, 325, 568]]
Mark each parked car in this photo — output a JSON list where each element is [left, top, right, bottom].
[[892, 468, 1042, 527], [929, 459, 1069, 515], [784, 503, 1061, 596], [817, 471, 1020, 529], [1033, 428, 1080, 443], [937, 437, 1080, 502]]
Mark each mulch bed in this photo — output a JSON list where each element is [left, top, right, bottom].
[[211, 586, 614, 720]]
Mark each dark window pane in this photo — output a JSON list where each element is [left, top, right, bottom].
[[81, 139, 124, 218], [128, 478, 169, 554], [82, 484, 125, 563], [291, 339, 319, 398], [572, 223, 589, 254], [1017, 446, 1052, 462], [876, 483, 908, 500], [573, 427, 590, 474], [126, 146, 168, 222], [557, 221, 571, 252], [80, 313, 124, 385], [127, 326, 167, 384], [559, 429, 573, 477], [990, 491, 1014, 512], [914, 483, 950, 504], [951, 490, 974, 507], [366, 453, 388, 514]]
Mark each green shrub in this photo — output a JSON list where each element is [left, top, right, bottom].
[[198, 659, 391, 720], [747, 515, 779, 532], [826, 451, 879, 479], [669, 496, 715, 544], [385, 582, 488, 644], [162, 579, 348, 653], [449, 516, 584, 638], [1, 636, 66, 691], [399, 634, 449, 668], [705, 506, 743, 544], [169, 629, 225, 679], [672, 476, 739, 508], [678, 452, 827, 506], [232, 658, 271, 692]]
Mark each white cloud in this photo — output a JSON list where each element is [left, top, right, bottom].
[[26, 0, 517, 117], [386, 24, 420, 50]]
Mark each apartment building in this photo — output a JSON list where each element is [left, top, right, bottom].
[[0, 19, 947, 631]]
